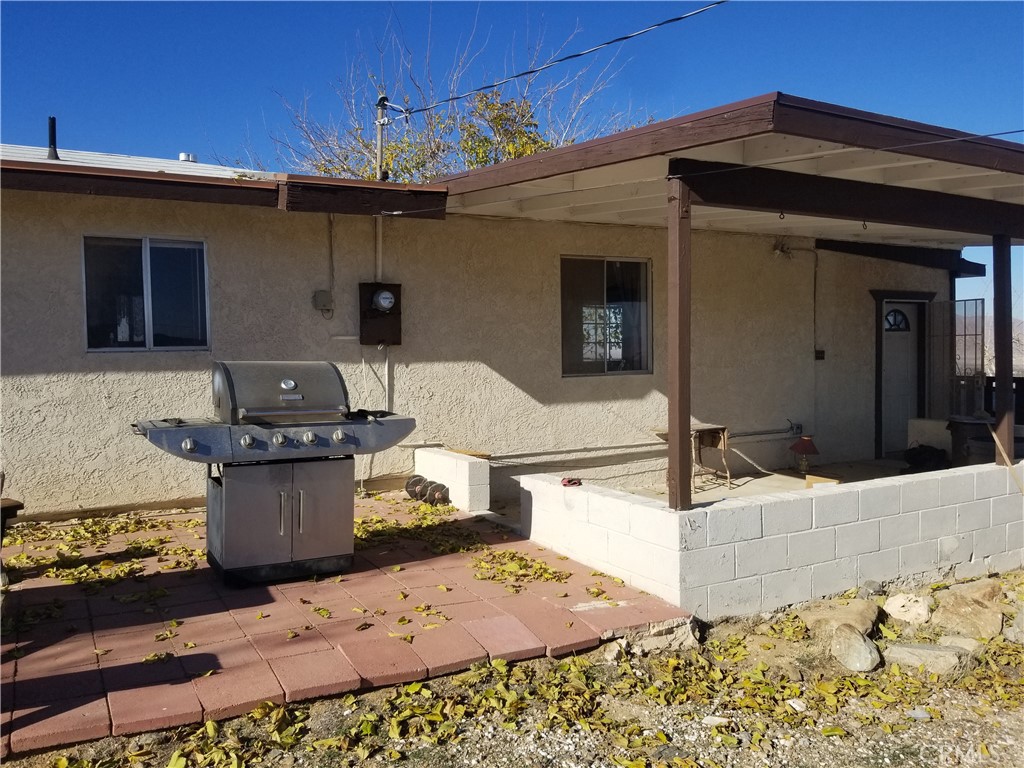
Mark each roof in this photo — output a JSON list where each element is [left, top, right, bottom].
[[0, 144, 275, 179], [0, 144, 448, 219], [443, 92, 1024, 249]]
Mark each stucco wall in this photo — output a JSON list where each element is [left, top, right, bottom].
[[1, 190, 949, 513]]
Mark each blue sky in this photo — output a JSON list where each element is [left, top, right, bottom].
[[2, 1, 1021, 305]]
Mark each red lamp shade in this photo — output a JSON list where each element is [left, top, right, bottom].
[[789, 436, 819, 456]]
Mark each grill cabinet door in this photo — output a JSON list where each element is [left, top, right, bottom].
[[219, 462, 294, 569], [291, 458, 355, 562]]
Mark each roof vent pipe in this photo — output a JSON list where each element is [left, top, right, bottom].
[[47, 116, 60, 160], [178, 152, 197, 163]]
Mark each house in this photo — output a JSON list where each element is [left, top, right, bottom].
[[1, 93, 1021, 527]]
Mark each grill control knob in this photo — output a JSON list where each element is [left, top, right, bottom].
[[302, 431, 317, 445], [239, 434, 256, 449], [181, 437, 197, 453], [332, 429, 346, 444], [272, 433, 288, 447]]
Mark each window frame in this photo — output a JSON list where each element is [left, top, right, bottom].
[[81, 234, 211, 353], [560, 254, 653, 378]]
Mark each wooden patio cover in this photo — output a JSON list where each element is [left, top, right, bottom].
[[444, 93, 1024, 509]]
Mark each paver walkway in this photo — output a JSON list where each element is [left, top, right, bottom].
[[0, 494, 689, 755]]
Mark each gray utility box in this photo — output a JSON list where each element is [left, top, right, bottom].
[[206, 457, 354, 583]]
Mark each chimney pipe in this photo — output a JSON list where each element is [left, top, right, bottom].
[[47, 116, 60, 160]]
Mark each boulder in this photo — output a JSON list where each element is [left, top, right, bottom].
[[797, 599, 879, 637], [884, 594, 931, 625], [1004, 610, 1024, 645], [930, 591, 1003, 639], [883, 643, 971, 676], [937, 635, 985, 658], [830, 623, 880, 672], [948, 578, 1003, 606]]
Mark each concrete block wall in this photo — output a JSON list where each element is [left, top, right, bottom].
[[519, 475, 681, 604], [413, 448, 490, 512], [519, 463, 1023, 620]]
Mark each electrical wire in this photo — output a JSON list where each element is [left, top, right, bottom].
[[386, 0, 729, 119]]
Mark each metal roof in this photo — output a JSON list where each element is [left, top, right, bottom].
[[0, 144, 274, 180]]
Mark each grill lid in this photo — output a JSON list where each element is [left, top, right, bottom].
[[212, 361, 351, 425]]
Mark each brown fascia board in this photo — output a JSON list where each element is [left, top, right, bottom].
[[814, 238, 986, 278], [772, 94, 1024, 174], [442, 91, 1024, 194], [442, 92, 782, 194], [275, 174, 447, 219], [0, 159, 279, 207], [0, 160, 448, 218]]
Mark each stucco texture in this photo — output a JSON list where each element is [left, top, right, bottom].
[[1, 190, 948, 513]]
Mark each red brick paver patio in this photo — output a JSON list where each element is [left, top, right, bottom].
[[0, 494, 689, 755]]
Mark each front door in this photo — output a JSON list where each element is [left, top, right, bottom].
[[881, 302, 921, 456]]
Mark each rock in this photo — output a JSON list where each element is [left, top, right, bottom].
[[905, 708, 931, 721], [884, 593, 931, 625], [937, 635, 985, 658], [883, 643, 972, 676], [797, 599, 879, 637], [949, 578, 1003, 606], [648, 615, 697, 638], [830, 623, 881, 672], [604, 640, 628, 662], [857, 580, 883, 599], [786, 698, 808, 713], [771, 660, 804, 682], [702, 716, 732, 727], [930, 591, 1003, 639], [632, 619, 699, 654], [1005, 610, 1024, 645]]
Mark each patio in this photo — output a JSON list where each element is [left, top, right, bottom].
[[0, 493, 689, 755]]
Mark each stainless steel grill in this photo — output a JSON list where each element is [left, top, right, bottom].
[[133, 361, 415, 584]]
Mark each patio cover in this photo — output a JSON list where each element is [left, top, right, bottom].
[[443, 92, 1024, 508]]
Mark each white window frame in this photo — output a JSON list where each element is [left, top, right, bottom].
[[82, 235, 211, 352], [560, 255, 653, 377]]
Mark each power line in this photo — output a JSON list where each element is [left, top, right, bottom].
[[385, 0, 730, 119]]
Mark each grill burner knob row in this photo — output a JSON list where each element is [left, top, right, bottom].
[[181, 437, 197, 453], [239, 434, 256, 449], [272, 433, 288, 447], [302, 431, 317, 445]]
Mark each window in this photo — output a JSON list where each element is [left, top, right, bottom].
[[561, 257, 650, 375], [884, 308, 911, 333], [84, 236, 208, 350]]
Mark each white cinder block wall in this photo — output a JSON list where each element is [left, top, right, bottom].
[[414, 448, 490, 512], [519, 463, 1024, 620]]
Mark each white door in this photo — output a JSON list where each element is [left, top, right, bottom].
[[881, 302, 920, 456]]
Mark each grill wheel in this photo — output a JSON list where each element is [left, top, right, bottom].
[[423, 481, 449, 506], [405, 475, 426, 500]]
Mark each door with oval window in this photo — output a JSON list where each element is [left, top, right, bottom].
[[881, 302, 922, 456]]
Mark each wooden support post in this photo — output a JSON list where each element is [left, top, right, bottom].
[[667, 177, 693, 510], [992, 234, 1015, 465]]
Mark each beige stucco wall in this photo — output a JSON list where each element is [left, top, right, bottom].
[[1, 190, 949, 514]]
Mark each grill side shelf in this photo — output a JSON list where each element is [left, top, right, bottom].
[[134, 415, 416, 464]]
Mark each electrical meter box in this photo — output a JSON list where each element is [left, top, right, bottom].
[[359, 282, 402, 346]]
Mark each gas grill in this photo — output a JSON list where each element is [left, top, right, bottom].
[[133, 361, 415, 584]]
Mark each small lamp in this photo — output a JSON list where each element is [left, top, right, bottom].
[[789, 435, 819, 474]]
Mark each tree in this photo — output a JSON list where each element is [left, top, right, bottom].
[[270, 11, 643, 183]]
